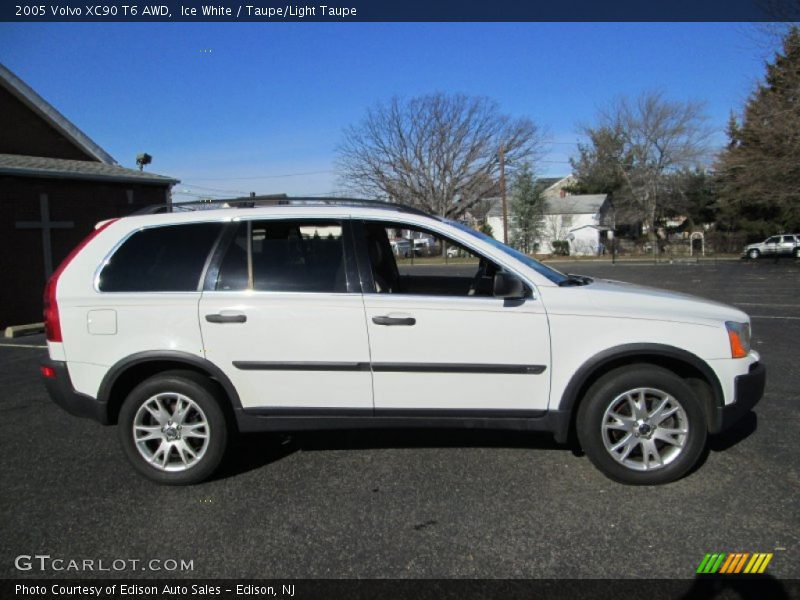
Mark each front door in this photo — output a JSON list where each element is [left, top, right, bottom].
[[358, 220, 551, 413], [763, 236, 780, 255], [199, 218, 373, 411]]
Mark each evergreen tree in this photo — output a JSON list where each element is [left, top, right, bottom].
[[509, 164, 545, 253], [716, 27, 800, 236]]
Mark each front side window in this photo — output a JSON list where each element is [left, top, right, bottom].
[[765, 236, 779, 244], [215, 220, 346, 293], [363, 221, 502, 297], [99, 223, 222, 292], [445, 219, 569, 284]]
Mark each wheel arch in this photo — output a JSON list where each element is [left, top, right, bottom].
[[98, 351, 241, 425], [555, 343, 724, 442]]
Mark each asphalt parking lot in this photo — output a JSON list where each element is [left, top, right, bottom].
[[1, 259, 798, 580]]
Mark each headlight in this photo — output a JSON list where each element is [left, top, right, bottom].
[[725, 321, 751, 358]]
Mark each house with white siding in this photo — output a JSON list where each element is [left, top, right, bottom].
[[481, 175, 614, 256]]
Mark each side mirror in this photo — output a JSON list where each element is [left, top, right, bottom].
[[493, 272, 526, 299]]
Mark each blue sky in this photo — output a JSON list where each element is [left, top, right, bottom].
[[0, 22, 774, 201]]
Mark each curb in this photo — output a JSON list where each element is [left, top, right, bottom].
[[4, 322, 45, 338]]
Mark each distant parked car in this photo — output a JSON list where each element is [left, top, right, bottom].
[[390, 238, 412, 258], [744, 234, 800, 259], [412, 235, 436, 256]]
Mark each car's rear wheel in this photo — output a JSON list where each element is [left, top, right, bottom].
[[748, 248, 760, 259], [577, 365, 707, 485], [794, 247, 800, 259], [118, 371, 228, 485]]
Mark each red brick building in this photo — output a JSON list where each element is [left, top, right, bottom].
[[0, 63, 178, 328]]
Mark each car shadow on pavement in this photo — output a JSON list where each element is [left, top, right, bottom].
[[216, 428, 565, 479], [682, 411, 758, 479], [213, 433, 299, 480], [708, 411, 758, 453]]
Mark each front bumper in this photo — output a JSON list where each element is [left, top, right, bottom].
[[714, 362, 766, 433], [41, 359, 109, 424]]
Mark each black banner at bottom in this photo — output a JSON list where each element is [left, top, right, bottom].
[[3, 578, 800, 600]]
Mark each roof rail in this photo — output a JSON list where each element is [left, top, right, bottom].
[[130, 196, 433, 218]]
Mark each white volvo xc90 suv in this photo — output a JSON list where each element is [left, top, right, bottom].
[[41, 198, 765, 485]]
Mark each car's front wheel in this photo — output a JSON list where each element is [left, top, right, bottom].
[[748, 248, 760, 259], [118, 371, 228, 485], [577, 365, 707, 485]]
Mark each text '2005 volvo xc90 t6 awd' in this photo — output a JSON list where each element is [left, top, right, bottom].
[[41, 198, 765, 485]]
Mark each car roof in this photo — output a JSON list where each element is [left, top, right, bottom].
[[110, 202, 449, 232], [133, 197, 434, 218]]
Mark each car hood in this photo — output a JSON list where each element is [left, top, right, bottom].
[[544, 277, 749, 325]]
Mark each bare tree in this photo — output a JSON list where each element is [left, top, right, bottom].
[[577, 91, 712, 236], [336, 93, 544, 219], [467, 198, 493, 227]]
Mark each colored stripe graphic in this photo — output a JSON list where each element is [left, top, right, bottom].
[[758, 554, 773, 573], [699, 552, 773, 574], [696, 554, 712, 574], [697, 553, 726, 574], [722, 553, 741, 574], [734, 553, 750, 573], [719, 554, 736, 573]]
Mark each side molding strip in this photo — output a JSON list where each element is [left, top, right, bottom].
[[233, 361, 370, 371], [372, 363, 546, 374], [232, 361, 546, 374]]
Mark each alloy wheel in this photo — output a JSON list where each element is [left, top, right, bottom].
[[600, 387, 689, 472], [132, 393, 210, 472]]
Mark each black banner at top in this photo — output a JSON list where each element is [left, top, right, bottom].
[[2, 0, 800, 22]]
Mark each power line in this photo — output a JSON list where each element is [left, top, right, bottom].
[[180, 182, 250, 195], [182, 169, 334, 181]]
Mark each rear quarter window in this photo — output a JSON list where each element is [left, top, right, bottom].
[[98, 222, 222, 292]]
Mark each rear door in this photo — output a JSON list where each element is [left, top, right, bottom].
[[199, 218, 373, 412], [779, 235, 796, 255]]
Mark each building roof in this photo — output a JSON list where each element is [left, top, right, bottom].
[[0, 154, 179, 186], [534, 177, 565, 194], [0, 63, 117, 165], [544, 194, 608, 215], [484, 191, 607, 217]]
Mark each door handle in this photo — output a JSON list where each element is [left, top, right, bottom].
[[205, 313, 247, 324], [372, 315, 416, 326]]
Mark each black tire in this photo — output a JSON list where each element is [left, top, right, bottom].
[[748, 249, 760, 260], [118, 370, 228, 485], [794, 247, 800, 259], [576, 365, 707, 485]]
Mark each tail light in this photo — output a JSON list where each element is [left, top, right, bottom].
[[43, 219, 118, 343]]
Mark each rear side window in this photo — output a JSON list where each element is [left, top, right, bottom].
[[99, 223, 222, 292], [215, 220, 346, 293]]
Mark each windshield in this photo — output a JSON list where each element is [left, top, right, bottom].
[[445, 220, 569, 284]]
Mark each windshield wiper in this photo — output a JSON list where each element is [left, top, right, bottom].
[[558, 273, 594, 287]]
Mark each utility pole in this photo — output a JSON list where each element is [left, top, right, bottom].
[[499, 144, 507, 244]]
